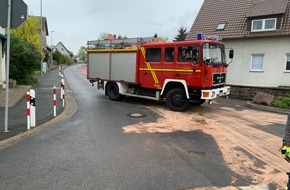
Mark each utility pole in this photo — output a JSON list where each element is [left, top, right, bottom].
[[4, 0, 12, 132], [1, 0, 28, 133], [50, 31, 55, 69], [40, 0, 43, 73]]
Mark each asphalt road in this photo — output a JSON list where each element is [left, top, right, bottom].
[[0, 64, 283, 189]]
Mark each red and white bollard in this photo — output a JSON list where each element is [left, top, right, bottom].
[[61, 77, 65, 108], [53, 86, 56, 117], [58, 66, 62, 77], [30, 89, 36, 127], [26, 91, 30, 130]]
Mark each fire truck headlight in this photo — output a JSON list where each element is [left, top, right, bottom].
[[211, 91, 215, 97]]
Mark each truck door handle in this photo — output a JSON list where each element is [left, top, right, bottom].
[[144, 72, 148, 75]]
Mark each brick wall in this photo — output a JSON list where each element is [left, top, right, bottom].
[[229, 85, 290, 100]]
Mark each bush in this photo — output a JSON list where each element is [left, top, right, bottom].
[[53, 49, 73, 65], [10, 34, 41, 85], [272, 97, 290, 109]]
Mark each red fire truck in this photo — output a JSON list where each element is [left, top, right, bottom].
[[87, 35, 234, 111]]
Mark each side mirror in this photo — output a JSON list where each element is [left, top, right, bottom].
[[204, 58, 211, 64], [229, 49, 234, 59]]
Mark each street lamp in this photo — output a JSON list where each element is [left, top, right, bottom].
[[50, 31, 55, 68]]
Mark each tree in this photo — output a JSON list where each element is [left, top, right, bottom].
[[117, 34, 127, 39], [11, 16, 44, 59], [153, 33, 158, 38], [10, 34, 42, 85], [174, 26, 188, 41], [78, 46, 86, 62]]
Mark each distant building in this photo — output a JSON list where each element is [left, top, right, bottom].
[[188, 0, 290, 87], [0, 27, 6, 89], [54, 42, 71, 57], [105, 34, 116, 40]]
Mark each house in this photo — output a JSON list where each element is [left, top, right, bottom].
[[54, 42, 71, 57], [146, 38, 166, 44], [105, 34, 116, 40], [188, 0, 290, 90], [36, 16, 49, 55], [0, 27, 6, 89], [34, 16, 49, 72]]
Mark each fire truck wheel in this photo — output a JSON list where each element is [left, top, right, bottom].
[[107, 82, 122, 101], [165, 88, 189, 111]]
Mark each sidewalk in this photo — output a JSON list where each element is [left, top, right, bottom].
[[0, 68, 65, 141]]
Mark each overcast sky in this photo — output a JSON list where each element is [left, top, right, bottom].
[[23, 0, 203, 54]]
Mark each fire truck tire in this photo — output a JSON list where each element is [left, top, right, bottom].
[[165, 88, 189, 111], [107, 82, 122, 101]]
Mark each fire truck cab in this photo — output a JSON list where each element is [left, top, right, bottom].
[[87, 35, 233, 111]]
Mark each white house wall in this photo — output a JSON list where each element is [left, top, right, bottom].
[[225, 37, 290, 87], [55, 43, 70, 57]]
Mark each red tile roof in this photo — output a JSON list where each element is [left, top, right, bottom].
[[146, 38, 166, 44], [246, 0, 288, 17], [187, 0, 290, 40], [105, 34, 116, 40]]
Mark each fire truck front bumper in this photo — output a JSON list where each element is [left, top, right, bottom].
[[201, 86, 230, 100]]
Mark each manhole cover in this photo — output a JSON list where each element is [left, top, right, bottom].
[[127, 113, 147, 118]]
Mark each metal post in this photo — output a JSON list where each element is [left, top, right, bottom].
[[4, 0, 12, 133], [26, 91, 30, 130], [40, 0, 43, 73], [60, 74, 63, 100], [58, 66, 61, 77], [30, 89, 36, 127], [53, 86, 56, 117], [61, 77, 65, 108], [50, 31, 55, 70]]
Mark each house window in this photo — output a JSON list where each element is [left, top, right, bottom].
[[216, 23, 226, 30], [146, 48, 161, 62], [251, 54, 264, 71], [286, 54, 290, 72], [251, 18, 276, 32]]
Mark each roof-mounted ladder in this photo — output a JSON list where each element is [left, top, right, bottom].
[[87, 37, 155, 49]]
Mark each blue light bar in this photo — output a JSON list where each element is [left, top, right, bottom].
[[197, 33, 204, 40]]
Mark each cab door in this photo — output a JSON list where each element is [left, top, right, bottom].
[[139, 47, 162, 89], [174, 45, 195, 86], [162, 47, 175, 81]]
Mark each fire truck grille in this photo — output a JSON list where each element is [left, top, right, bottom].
[[213, 73, 226, 85]]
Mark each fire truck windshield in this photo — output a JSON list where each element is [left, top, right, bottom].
[[202, 43, 226, 66]]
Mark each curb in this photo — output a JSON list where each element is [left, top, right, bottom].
[[246, 101, 290, 115]]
